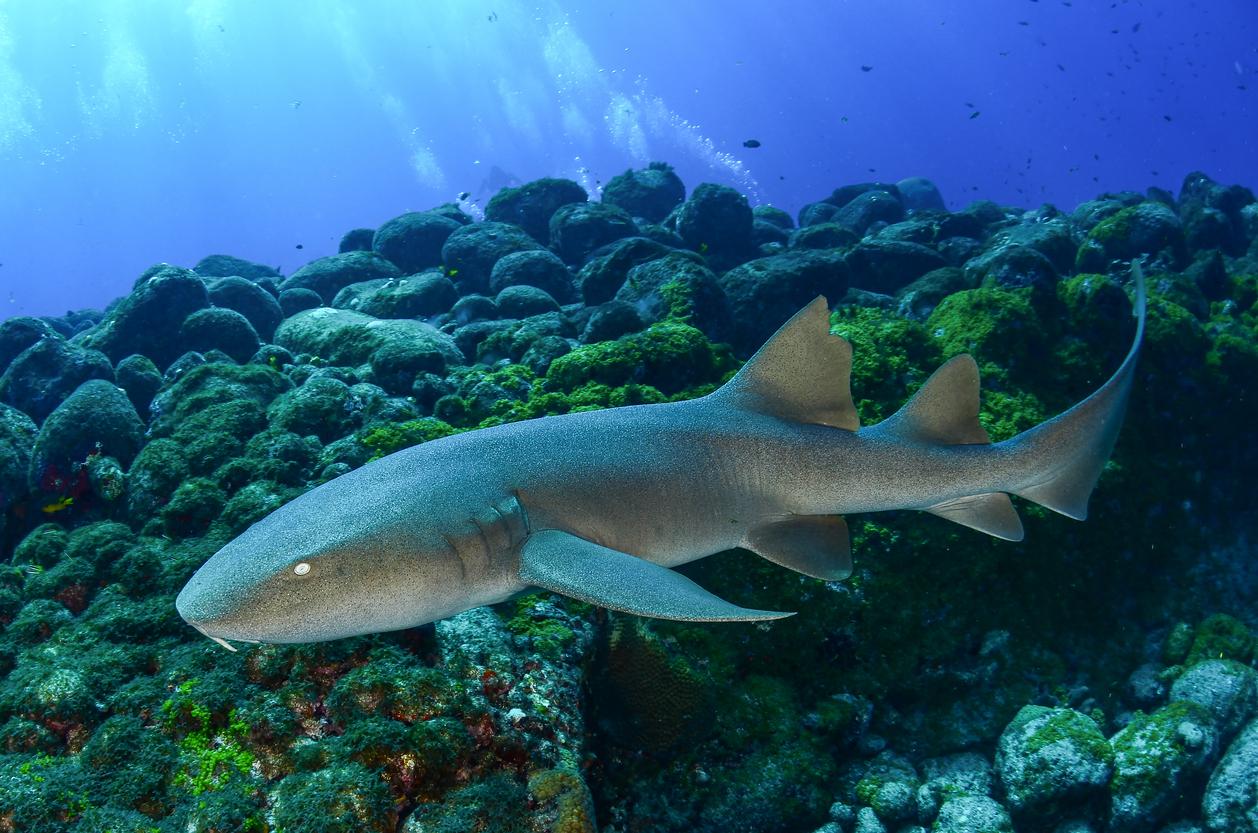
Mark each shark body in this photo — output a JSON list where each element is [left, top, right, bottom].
[[177, 268, 1146, 648]]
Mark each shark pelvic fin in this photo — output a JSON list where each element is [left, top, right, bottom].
[[872, 354, 991, 446], [926, 493, 1024, 541], [711, 296, 860, 431], [743, 515, 853, 580], [519, 529, 794, 622]]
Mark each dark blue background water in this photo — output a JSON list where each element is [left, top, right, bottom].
[[0, 0, 1253, 319]]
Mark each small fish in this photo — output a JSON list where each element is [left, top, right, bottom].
[[698, 242, 709, 254], [1163, 115, 1173, 122], [743, 139, 761, 148], [860, 65, 873, 72], [42, 496, 74, 514], [458, 191, 471, 201], [969, 110, 981, 119], [841, 116, 849, 123], [295, 243, 304, 249]]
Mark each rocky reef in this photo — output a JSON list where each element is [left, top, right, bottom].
[[0, 164, 1255, 832]]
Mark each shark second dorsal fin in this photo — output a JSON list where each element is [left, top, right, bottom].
[[711, 296, 860, 431], [870, 354, 991, 446]]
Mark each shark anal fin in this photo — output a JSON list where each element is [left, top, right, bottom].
[[743, 515, 853, 580], [872, 354, 991, 446], [519, 529, 793, 622], [927, 493, 1024, 541], [711, 296, 860, 431]]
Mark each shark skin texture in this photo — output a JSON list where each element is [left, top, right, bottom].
[[176, 266, 1147, 650]]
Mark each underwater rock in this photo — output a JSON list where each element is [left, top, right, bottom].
[[339, 226, 376, 252], [987, 217, 1079, 274], [0, 316, 61, 373], [616, 252, 732, 341], [179, 307, 261, 364], [125, 437, 188, 522], [577, 236, 676, 305], [1178, 170, 1255, 256], [915, 752, 996, 821], [896, 176, 946, 213], [371, 210, 462, 274], [752, 217, 790, 247], [494, 285, 560, 319], [580, 300, 644, 343], [719, 249, 849, 354], [964, 243, 1059, 291], [1076, 201, 1188, 272], [440, 221, 544, 295], [369, 337, 450, 396], [601, 162, 686, 223], [0, 335, 114, 423], [1202, 717, 1258, 832], [193, 253, 281, 282], [488, 249, 574, 301], [845, 239, 947, 295], [674, 182, 755, 266], [789, 222, 860, 250], [800, 200, 842, 227], [449, 293, 498, 325], [278, 286, 322, 317], [995, 706, 1113, 817], [0, 403, 36, 533], [280, 251, 402, 305], [29, 379, 144, 491], [1108, 700, 1220, 832], [275, 307, 463, 369], [753, 204, 795, 230], [484, 176, 588, 243], [360, 273, 461, 318], [1169, 659, 1258, 741], [895, 267, 977, 320], [549, 202, 639, 266], [206, 275, 283, 340], [835, 190, 906, 236], [932, 795, 1014, 833], [77, 264, 210, 369]]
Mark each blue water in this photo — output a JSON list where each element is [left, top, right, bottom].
[[0, 0, 1254, 317]]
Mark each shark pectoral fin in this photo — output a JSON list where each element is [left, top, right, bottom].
[[519, 529, 794, 622], [926, 493, 1024, 541], [743, 515, 853, 580]]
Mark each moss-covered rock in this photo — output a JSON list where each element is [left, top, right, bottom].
[[275, 307, 463, 369], [371, 210, 462, 273], [1108, 700, 1220, 832], [78, 264, 211, 369], [545, 320, 735, 395], [601, 162, 686, 223], [29, 379, 144, 494], [485, 177, 588, 244], [440, 221, 545, 295], [0, 336, 115, 423], [279, 251, 402, 304], [995, 706, 1113, 817]]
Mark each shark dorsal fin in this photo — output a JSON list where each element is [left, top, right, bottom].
[[712, 296, 859, 431], [872, 354, 991, 445]]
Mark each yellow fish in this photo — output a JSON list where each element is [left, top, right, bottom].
[[41, 496, 73, 514]]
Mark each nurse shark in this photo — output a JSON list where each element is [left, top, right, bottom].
[[177, 266, 1146, 649]]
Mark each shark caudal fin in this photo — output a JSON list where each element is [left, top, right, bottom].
[[1004, 262, 1147, 520]]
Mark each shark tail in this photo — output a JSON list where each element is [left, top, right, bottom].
[[1002, 262, 1147, 520]]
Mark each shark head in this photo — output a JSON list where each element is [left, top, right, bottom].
[[175, 475, 470, 649]]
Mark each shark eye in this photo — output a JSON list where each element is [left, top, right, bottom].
[[293, 562, 311, 576]]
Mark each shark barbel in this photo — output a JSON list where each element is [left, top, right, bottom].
[[176, 265, 1147, 649]]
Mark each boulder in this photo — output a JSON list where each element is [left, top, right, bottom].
[[29, 380, 144, 490], [897, 176, 946, 212], [440, 222, 544, 295], [207, 276, 283, 340], [494, 285, 560, 319], [578, 237, 675, 305], [278, 287, 322, 317], [179, 308, 261, 364], [280, 251, 402, 304], [0, 317, 61, 373], [995, 706, 1113, 817], [484, 177, 587, 243], [489, 249, 574, 301], [1202, 718, 1258, 832], [1170, 659, 1258, 741], [674, 183, 754, 265], [836, 190, 905, 235], [275, 308, 463, 370], [371, 211, 462, 273], [77, 264, 210, 369], [846, 240, 947, 294], [338, 227, 375, 253], [192, 254, 280, 282], [601, 162, 686, 223], [113, 355, 162, 419], [549, 203, 639, 265], [0, 337, 115, 423], [616, 253, 731, 342], [718, 250, 849, 354]]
